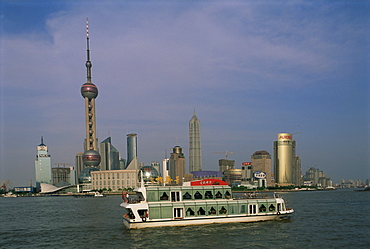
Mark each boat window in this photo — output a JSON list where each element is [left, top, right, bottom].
[[171, 191, 181, 202], [225, 191, 231, 199], [194, 191, 203, 199], [269, 204, 275, 212], [174, 208, 183, 218], [186, 208, 195, 216], [219, 206, 227, 214], [259, 204, 267, 212], [124, 208, 136, 219], [277, 203, 281, 211], [240, 205, 246, 213], [249, 204, 257, 214], [205, 191, 213, 199], [208, 207, 216, 215], [197, 207, 206, 215], [138, 209, 148, 220], [160, 192, 169, 200], [183, 192, 192, 200], [215, 191, 222, 198]]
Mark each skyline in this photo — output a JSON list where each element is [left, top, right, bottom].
[[0, 1, 368, 186]]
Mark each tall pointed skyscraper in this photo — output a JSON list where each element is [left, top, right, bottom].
[[80, 19, 101, 168], [189, 111, 202, 172]]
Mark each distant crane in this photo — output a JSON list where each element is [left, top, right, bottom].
[[54, 163, 73, 168], [213, 151, 234, 160]]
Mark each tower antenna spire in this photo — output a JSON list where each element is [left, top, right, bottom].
[[86, 18, 92, 83]]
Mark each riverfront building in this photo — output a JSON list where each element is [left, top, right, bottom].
[[169, 145, 186, 185], [273, 133, 302, 186], [251, 151, 272, 186], [52, 167, 76, 186], [189, 111, 202, 172], [91, 169, 139, 191], [35, 137, 52, 189], [274, 133, 294, 185]]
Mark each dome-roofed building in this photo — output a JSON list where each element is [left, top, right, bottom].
[[138, 166, 159, 183], [78, 166, 100, 184]]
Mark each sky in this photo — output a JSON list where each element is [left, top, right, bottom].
[[0, 0, 368, 186]]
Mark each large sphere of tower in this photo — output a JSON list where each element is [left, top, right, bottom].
[[82, 149, 101, 167], [81, 82, 98, 99]]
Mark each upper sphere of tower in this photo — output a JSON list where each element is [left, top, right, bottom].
[[82, 149, 101, 167], [81, 82, 98, 99]]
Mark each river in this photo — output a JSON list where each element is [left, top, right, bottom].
[[0, 189, 369, 248]]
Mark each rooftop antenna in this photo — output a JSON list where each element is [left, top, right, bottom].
[[86, 18, 92, 83]]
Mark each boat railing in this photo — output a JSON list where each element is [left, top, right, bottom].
[[234, 192, 270, 199]]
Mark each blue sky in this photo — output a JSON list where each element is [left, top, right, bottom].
[[0, 0, 368, 186]]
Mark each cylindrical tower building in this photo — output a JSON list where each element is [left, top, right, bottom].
[[126, 133, 138, 170], [274, 133, 293, 185], [81, 19, 100, 168]]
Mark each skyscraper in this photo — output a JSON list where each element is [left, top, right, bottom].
[[126, 133, 138, 170], [80, 19, 101, 168], [189, 111, 202, 172], [169, 145, 186, 185], [35, 136, 52, 189], [273, 133, 297, 186], [100, 137, 120, 171]]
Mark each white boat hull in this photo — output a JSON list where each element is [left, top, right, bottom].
[[123, 210, 293, 229]]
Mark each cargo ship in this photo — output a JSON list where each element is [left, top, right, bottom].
[[120, 178, 294, 229]]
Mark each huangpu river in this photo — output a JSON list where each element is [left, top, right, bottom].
[[1, 189, 369, 248]]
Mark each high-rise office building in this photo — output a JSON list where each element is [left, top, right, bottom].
[[169, 146, 186, 185], [35, 137, 52, 189], [251, 150, 272, 186], [75, 152, 84, 179], [293, 155, 302, 186], [189, 111, 202, 172], [126, 133, 138, 170], [80, 19, 101, 168], [274, 133, 301, 186], [100, 137, 120, 171]]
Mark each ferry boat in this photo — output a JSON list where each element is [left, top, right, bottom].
[[120, 179, 294, 229]]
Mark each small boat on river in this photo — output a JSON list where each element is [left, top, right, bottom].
[[120, 179, 294, 229]]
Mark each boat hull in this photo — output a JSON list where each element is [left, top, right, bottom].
[[123, 210, 293, 229]]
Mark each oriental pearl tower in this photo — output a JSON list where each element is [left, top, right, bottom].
[[81, 18, 101, 168]]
